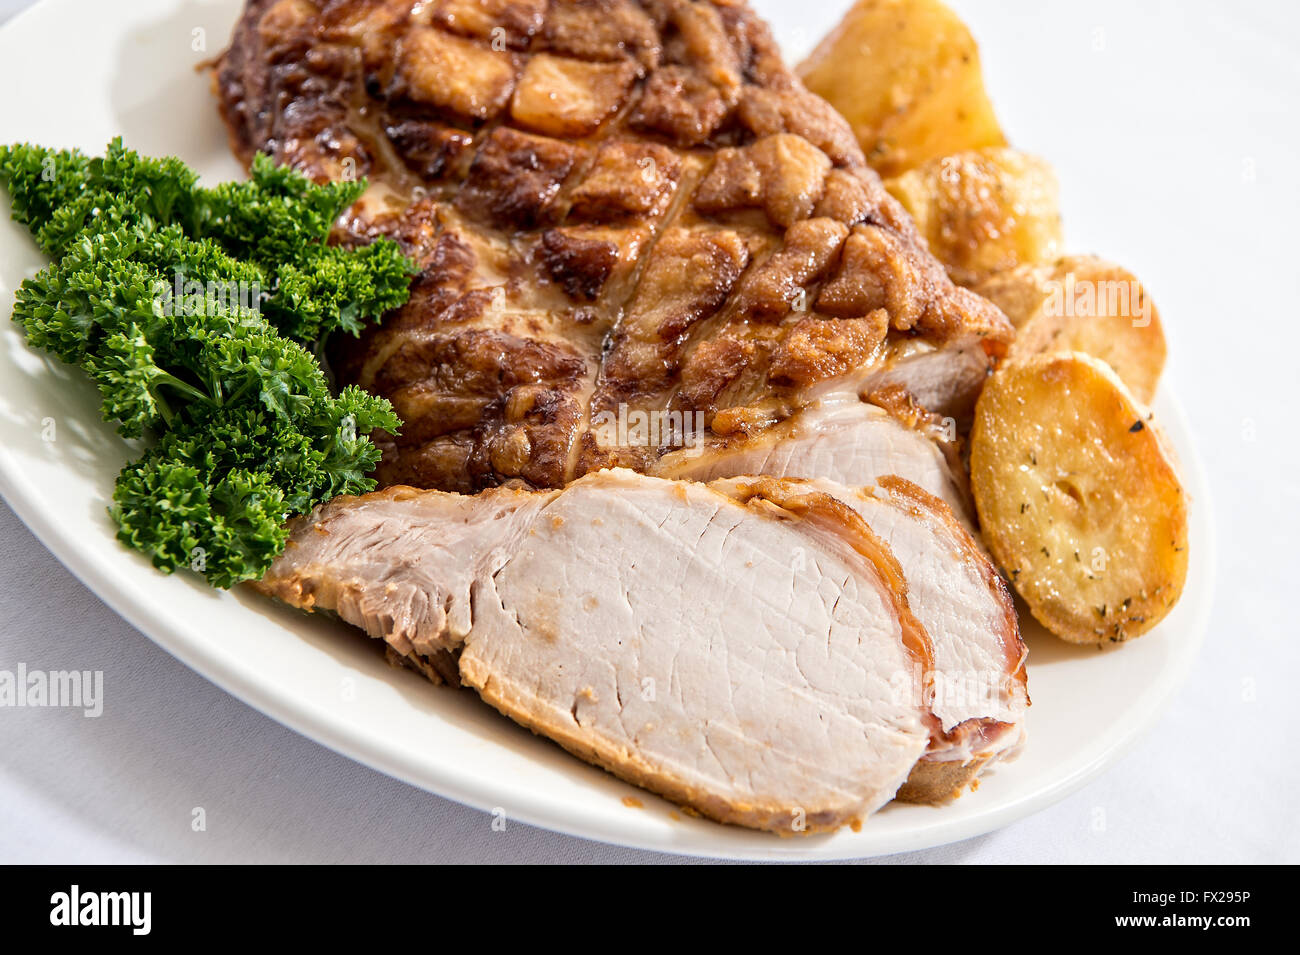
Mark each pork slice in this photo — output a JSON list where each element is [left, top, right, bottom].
[[855, 478, 1028, 802], [254, 484, 555, 667], [819, 478, 1027, 790], [710, 474, 1029, 801], [847, 479, 1026, 739], [257, 470, 934, 832], [855, 334, 996, 423], [652, 398, 972, 522]]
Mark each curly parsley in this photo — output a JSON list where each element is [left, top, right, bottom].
[[0, 138, 413, 588]]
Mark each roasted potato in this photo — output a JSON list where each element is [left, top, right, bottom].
[[971, 352, 1189, 644], [974, 256, 1167, 403], [885, 147, 1063, 286], [797, 0, 1005, 177]]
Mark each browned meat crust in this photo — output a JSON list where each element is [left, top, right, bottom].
[[214, 0, 1011, 493], [896, 756, 991, 804]]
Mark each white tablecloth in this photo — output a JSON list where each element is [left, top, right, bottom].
[[2, 0, 1297, 863]]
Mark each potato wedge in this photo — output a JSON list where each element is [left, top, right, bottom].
[[886, 147, 1063, 286], [797, 0, 1005, 177], [973, 256, 1167, 403], [971, 352, 1188, 644]]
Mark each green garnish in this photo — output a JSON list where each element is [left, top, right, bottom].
[[0, 138, 415, 588]]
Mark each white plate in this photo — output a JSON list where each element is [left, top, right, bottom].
[[0, 0, 1213, 860]]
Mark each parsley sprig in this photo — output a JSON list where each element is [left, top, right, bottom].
[[0, 138, 413, 587]]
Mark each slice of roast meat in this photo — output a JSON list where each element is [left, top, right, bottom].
[[838, 478, 1026, 745], [652, 396, 973, 522], [714, 474, 1029, 800], [214, 0, 1012, 493], [256, 470, 936, 832]]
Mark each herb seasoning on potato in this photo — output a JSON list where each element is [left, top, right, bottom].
[[971, 352, 1189, 643]]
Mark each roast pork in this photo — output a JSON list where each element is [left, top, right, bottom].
[[257, 469, 1027, 828], [219, 0, 1031, 829], [653, 395, 972, 522], [214, 0, 1012, 494], [257, 470, 939, 832]]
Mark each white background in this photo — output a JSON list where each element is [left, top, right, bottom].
[[0, 0, 1296, 863]]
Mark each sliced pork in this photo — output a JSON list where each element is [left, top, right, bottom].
[[724, 475, 1029, 800], [257, 469, 936, 832], [652, 396, 972, 522]]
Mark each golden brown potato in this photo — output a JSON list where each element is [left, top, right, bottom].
[[966, 261, 1054, 329], [797, 0, 1005, 177], [974, 256, 1167, 403], [885, 148, 1063, 286], [971, 352, 1189, 645]]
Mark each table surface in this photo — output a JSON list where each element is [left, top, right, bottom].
[[1, 0, 1297, 864]]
